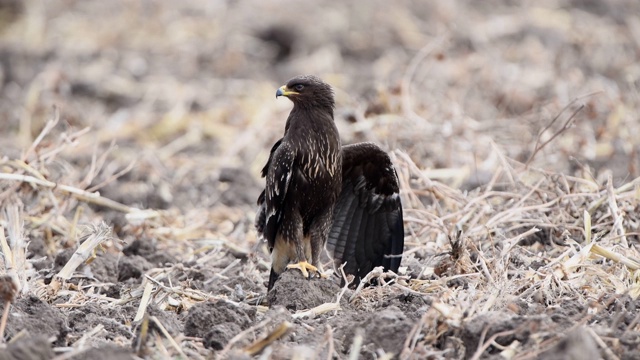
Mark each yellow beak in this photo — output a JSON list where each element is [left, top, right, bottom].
[[275, 85, 299, 98]]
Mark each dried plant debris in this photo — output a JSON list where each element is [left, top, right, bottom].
[[1, 0, 640, 358]]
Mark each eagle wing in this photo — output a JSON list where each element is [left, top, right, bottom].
[[326, 143, 404, 282], [255, 139, 281, 237], [255, 138, 295, 251]]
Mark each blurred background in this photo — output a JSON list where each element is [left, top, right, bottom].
[[1, 0, 639, 211], [3, 2, 640, 357]]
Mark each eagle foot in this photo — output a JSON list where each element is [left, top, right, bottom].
[[287, 261, 321, 279]]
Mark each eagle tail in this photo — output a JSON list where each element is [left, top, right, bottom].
[[267, 267, 279, 292]]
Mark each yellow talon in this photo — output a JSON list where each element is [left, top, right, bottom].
[[287, 261, 320, 279]]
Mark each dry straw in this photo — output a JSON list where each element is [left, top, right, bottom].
[[1, 56, 640, 360]]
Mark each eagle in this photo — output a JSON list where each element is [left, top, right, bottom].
[[255, 75, 404, 291]]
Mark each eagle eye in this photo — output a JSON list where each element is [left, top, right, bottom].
[[294, 84, 304, 91]]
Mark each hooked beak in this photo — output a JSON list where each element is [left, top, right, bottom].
[[275, 85, 299, 98]]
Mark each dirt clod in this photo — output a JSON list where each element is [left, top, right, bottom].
[[5, 296, 67, 345], [86, 253, 120, 283], [338, 306, 414, 358], [461, 312, 547, 358], [122, 239, 176, 266], [72, 346, 137, 360], [540, 327, 600, 360], [267, 270, 343, 311], [67, 303, 136, 341], [184, 300, 256, 349], [0, 336, 53, 360], [203, 322, 242, 350], [117, 255, 152, 282]]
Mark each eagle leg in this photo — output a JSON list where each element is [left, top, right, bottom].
[[286, 261, 319, 279]]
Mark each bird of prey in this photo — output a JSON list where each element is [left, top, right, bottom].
[[255, 75, 404, 291]]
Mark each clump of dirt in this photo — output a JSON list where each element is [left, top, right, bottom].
[[123, 238, 176, 266], [540, 327, 599, 360], [147, 305, 182, 336], [117, 255, 153, 282], [184, 300, 257, 350], [51, 249, 149, 288], [203, 324, 241, 351], [460, 312, 549, 358], [86, 253, 121, 283], [270, 344, 322, 359], [26, 236, 52, 271], [335, 306, 415, 358], [66, 303, 138, 341], [202, 272, 265, 301], [267, 270, 345, 311], [373, 291, 431, 321], [71, 346, 137, 360], [0, 336, 53, 360], [4, 296, 67, 346]]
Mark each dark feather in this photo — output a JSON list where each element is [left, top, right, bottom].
[[255, 190, 266, 234], [263, 141, 296, 251], [257, 75, 342, 292], [261, 138, 283, 177], [326, 142, 404, 283], [256, 138, 283, 237], [256, 76, 404, 293]]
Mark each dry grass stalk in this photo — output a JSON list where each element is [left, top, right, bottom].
[[584, 210, 592, 244], [20, 106, 60, 162], [525, 97, 589, 168], [585, 327, 620, 360], [606, 175, 628, 247], [347, 328, 365, 360], [0, 302, 10, 344], [218, 318, 270, 358], [349, 266, 386, 302], [50, 347, 92, 360], [134, 281, 155, 322], [0, 228, 15, 278], [75, 324, 105, 348], [590, 245, 640, 271], [499, 339, 520, 359], [0, 173, 137, 214], [321, 324, 336, 360], [470, 328, 518, 360], [143, 274, 210, 302], [49, 222, 112, 294], [0, 275, 19, 343], [292, 302, 341, 319], [3, 205, 28, 296], [400, 308, 437, 359], [150, 316, 188, 359], [430, 301, 462, 328], [134, 314, 150, 357], [243, 321, 292, 356]]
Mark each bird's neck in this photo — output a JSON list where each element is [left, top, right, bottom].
[[285, 105, 336, 134], [293, 103, 334, 117]]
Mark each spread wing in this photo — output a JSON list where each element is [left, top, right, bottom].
[[255, 138, 295, 251], [326, 143, 404, 282]]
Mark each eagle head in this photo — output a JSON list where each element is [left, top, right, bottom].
[[276, 75, 335, 109]]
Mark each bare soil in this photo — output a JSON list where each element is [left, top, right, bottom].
[[2, 0, 640, 359]]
